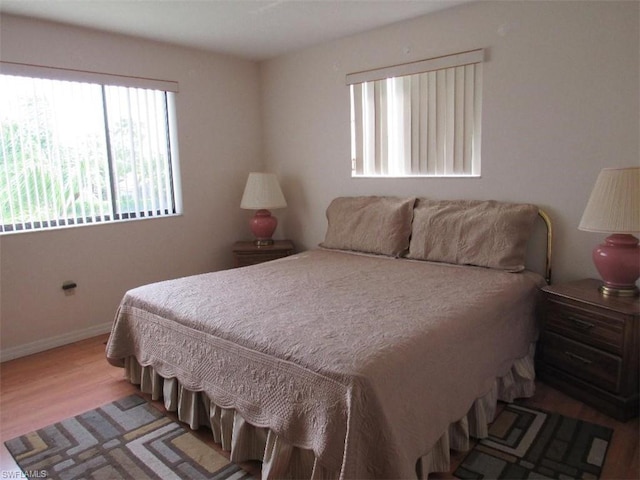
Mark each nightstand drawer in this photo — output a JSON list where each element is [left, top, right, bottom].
[[232, 240, 295, 268], [542, 332, 622, 393], [235, 252, 289, 267], [545, 299, 625, 355]]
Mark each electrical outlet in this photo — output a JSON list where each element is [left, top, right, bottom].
[[62, 281, 77, 295]]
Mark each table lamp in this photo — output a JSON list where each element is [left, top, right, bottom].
[[240, 172, 287, 246], [578, 166, 640, 296]]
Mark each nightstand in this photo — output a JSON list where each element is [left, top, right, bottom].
[[232, 240, 295, 268], [536, 278, 639, 421]]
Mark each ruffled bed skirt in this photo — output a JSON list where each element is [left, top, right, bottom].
[[123, 343, 536, 479]]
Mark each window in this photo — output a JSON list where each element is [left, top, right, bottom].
[[348, 49, 483, 177], [0, 62, 181, 233]]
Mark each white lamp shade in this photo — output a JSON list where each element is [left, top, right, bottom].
[[579, 167, 640, 233], [240, 172, 287, 210]]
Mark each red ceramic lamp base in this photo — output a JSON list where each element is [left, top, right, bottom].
[[249, 209, 277, 246], [593, 234, 640, 297]]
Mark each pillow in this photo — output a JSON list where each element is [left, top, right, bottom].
[[407, 199, 539, 271], [321, 196, 416, 257]]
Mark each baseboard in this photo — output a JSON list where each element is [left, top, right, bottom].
[[0, 322, 113, 362]]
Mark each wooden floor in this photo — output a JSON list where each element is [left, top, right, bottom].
[[1, 334, 638, 479]]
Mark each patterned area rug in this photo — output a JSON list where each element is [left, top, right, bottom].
[[4, 395, 254, 479], [454, 404, 613, 479]]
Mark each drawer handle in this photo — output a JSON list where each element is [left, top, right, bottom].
[[568, 317, 595, 330], [564, 351, 593, 365]]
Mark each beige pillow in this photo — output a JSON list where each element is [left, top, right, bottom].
[[321, 196, 416, 257], [407, 199, 539, 271]]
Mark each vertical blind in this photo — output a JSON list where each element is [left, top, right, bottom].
[[0, 63, 180, 232], [347, 49, 484, 177]]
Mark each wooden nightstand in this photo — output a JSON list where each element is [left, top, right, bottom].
[[536, 278, 639, 421], [232, 240, 295, 268]]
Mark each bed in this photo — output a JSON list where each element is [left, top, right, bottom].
[[106, 196, 552, 479]]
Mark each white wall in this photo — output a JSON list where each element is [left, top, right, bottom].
[[0, 15, 263, 359], [261, 0, 639, 284]]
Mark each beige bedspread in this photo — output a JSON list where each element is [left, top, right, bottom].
[[106, 249, 544, 479]]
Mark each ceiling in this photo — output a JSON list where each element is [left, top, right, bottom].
[[0, 0, 469, 61]]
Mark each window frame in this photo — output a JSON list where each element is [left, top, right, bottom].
[[347, 49, 484, 178], [0, 61, 182, 233]]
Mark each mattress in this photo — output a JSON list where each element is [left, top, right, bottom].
[[106, 249, 544, 478]]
